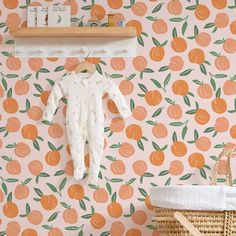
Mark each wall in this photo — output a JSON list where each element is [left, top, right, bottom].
[[0, 0, 236, 235]]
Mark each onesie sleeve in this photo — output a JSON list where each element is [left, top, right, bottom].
[[42, 78, 65, 122], [103, 78, 132, 118]]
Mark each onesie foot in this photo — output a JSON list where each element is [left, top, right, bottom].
[[74, 168, 85, 181], [87, 173, 99, 184]]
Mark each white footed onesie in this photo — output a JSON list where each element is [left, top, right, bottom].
[[42, 71, 131, 183]]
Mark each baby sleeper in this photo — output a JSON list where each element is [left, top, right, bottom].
[[42, 71, 131, 183]]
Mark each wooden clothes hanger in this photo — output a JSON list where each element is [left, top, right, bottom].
[[74, 50, 96, 75]]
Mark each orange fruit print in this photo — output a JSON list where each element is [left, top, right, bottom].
[[1, 0, 236, 235], [195, 32, 211, 47], [171, 37, 187, 52], [40, 194, 58, 210]]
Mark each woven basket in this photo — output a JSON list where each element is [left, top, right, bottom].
[[152, 148, 236, 236]]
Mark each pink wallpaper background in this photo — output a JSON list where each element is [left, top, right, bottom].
[[0, 0, 236, 235]]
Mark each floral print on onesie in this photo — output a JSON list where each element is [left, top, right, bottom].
[[42, 71, 132, 183]]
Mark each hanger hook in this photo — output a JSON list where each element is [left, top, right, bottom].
[[86, 50, 90, 59]]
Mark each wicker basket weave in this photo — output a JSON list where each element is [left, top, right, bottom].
[[154, 208, 236, 236], [152, 148, 236, 236]]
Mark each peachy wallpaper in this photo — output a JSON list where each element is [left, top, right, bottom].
[[1, 0, 236, 235]]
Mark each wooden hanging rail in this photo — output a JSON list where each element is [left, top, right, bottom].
[[9, 27, 137, 38]]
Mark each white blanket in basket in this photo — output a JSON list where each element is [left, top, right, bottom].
[[150, 185, 236, 211]]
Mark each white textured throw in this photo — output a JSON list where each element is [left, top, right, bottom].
[[150, 185, 236, 211]]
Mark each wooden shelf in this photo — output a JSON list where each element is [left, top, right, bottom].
[[9, 27, 137, 38]]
